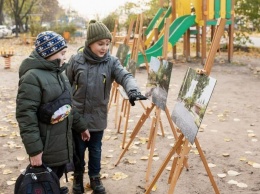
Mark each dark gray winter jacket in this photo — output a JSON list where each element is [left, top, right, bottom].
[[66, 49, 140, 131]]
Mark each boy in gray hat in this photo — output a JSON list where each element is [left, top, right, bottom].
[[16, 31, 91, 194], [66, 20, 146, 194]]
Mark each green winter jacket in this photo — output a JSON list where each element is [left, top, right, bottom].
[[16, 50, 87, 167]]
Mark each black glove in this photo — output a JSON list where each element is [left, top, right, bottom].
[[128, 90, 147, 106]]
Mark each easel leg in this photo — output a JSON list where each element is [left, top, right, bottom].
[[122, 101, 131, 149], [117, 98, 124, 134], [194, 138, 220, 194], [145, 108, 161, 185], [145, 134, 184, 194], [168, 140, 191, 194], [165, 106, 178, 139], [115, 103, 155, 166]]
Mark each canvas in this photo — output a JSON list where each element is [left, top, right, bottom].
[[171, 67, 217, 144], [116, 44, 130, 65], [145, 56, 173, 111]]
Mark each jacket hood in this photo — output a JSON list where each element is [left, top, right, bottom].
[[19, 50, 67, 78]]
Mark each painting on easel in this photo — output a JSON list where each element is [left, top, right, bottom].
[[116, 44, 130, 65], [145, 56, 173, 111], [171, 67, 217, 144], [127, 59, 137, 77]]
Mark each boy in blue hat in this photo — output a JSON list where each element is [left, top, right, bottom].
[[16, 31, 91, 194]]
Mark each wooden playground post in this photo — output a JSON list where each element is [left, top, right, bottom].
[[171, 0, 177, 59], [145, 18, 226, 194], [201, 0, 208, 65], [0, 47, 14, 69], [227, 0, 235, 62]]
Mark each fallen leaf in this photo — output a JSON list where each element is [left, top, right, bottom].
[[222, 153, 230, 157], [167, 136, 174, 140], [100, 173, 109, 179], [152, 184, 157, 191], [248, 133, 256, 137], [208, 163, 216, 168], [140, 156, 149, 160], [3, 169, 12, 175], [227, 170, 240, 176], [224, 138, 231, 142], [6, 180, 15, 186], [227, 180, 238, 184], [166, 166, 171, 171], [134, 141, 141, 145], [239, 157, 247, 161], [127, 159, 136, 164], [153, 157, 160, 161], [237, 182, 248, 188], [252, 163, 260, 168], [17, 156, 25, 161], [112, 172, 128, 180], [104, 136, 111, 140], [217, 173, 226, 178], [0, 164, 6, 169]]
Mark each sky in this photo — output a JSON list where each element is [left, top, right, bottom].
[[58, 0, 141, 19]]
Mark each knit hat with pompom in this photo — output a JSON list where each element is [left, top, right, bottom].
[[35, 31, 67, 58], [85, 20, 112, 46]]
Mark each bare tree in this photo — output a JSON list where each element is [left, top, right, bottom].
[[0, 0, 4, 24], [8, 0, 39, 36]]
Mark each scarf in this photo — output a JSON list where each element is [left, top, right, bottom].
[[83, 46, 110, 64]]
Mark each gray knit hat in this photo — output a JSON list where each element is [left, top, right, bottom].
[[85, 20, 112, 46], [35, 31, 67, 58]]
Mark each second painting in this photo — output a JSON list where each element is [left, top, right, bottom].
[[145, 56, 173, 111]]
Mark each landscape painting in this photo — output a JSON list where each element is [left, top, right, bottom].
[[145, 56, 173, 111], [116, 44, 130, 65], [171, 67, 217, 144]]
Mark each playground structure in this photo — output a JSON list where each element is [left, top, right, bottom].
[[118, 0, 234, 67], [0, 47, 14, 69]]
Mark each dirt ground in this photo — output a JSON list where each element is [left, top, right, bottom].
[[0, 37, 260, 194]]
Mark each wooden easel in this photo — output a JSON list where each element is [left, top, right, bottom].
[[109, 14, 150, 134], [130, 13, 149, 73], [109, 19, 118, 54], [144, 18, 226, 194], [115, 18, 179, 185], [108, 19, 134, 129], [115, 15, 152, 148]]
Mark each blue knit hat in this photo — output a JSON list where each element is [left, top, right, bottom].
[[35, 31, 67, 58]]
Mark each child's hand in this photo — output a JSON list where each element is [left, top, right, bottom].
[[81, 129, 90, 141], [30, 152, 43, 166], [128, 90, 147, 106]]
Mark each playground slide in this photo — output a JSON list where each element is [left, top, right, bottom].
[[145, 6, 172, 46], [145, 7, 166, 36], [125, 15, 196, 67]]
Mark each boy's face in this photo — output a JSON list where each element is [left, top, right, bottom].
[[89, 39, 110, 57], [46, 48, 67, 66]]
